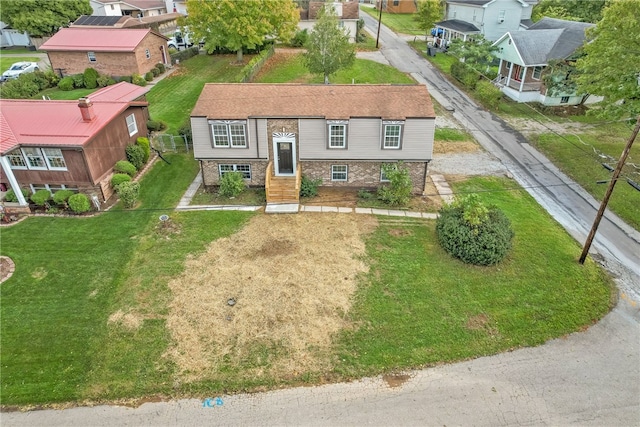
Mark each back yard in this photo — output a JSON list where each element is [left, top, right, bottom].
[[0, 52, 615, 408]]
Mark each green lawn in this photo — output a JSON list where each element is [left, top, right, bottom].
[[360, 6, 423, 35], [37, 87, 96, 100], [254, 53, 414, 84], [147, 54, 250, 134]]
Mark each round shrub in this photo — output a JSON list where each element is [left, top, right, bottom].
[[154, 62, 166, 73], [114, 160, 137, 177], [30, 189, 51, 207], [218, 171, 246, 198], [125, 144, 146, 170], [144, 71, 154, 81], [111, 173, 132, 188], [436, 199, 514, 266], [151, 66, 160, 77], [68, 193, 91, 214], [116, 181, 140, 209], [83, 67, 99, 89], [136, 136, 151, 163], [72, 73, 85, 88], [53, 189, 74, 205], [57, 76, 74, 91], [4, 188, 29, 203], [146, 120, 165, 132], [131, 74, 147, 86], [300, 175, 321, 197]]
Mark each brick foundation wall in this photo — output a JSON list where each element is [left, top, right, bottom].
[[201, 160, 269, 187]]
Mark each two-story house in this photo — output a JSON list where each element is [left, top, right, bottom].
[[190, 84, 436, 210], [90, 0, 167, 17], [433, 0, 537, 47], [299, 1, 360, 43]]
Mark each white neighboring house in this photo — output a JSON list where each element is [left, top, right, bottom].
[[164, 0, 187, 15], [90, 0, 167, 17], [298, 1, 360, 43], [433, 0, 537, 47], [0, 21, 32, 48], [492, 17, 602, 106]]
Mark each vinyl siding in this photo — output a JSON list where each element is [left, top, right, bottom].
[[192, 116, 260, 159], [299, 118, 434, 161]]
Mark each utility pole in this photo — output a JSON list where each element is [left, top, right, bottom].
[[376, 1, 383, 49], [579, 115, 640, 264]]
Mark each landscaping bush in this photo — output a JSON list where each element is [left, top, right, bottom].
[[4, 188, 29, 203], [30, 189, 51, 207], [115, 181, 140, 208], [72, 73, 85, 88], [178, 120, 192, 140], [150, 67, 160, 77], [111, 173, 132, 188], [377, 163, 412, 206], [83, 67, 99, 89], [170, 46, 200, 65], [236, 45, 274, 82], [125, 144, 146, 170], [96, 74, 111, 87], [474, 80, 502, 110], [146, 120, 166, 132], [300, 175, 322, 197], [114, 160, 137, 177], [68, 193, 91, 213], [144, 71, 154, 81], [131, 74, 147, 86], [436, 194, 514, 266], [218, 171, 246, 198], [136, 137, 151, 163], [154, 62, 166, 74], [57, 76, 75, 91], [290, 29, 309, 47], [450, 61, 479, 89], [52, 189, 74, 206], [0, 71, 52, 99]]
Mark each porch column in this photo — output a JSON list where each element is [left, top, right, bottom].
[[497, 58, 504, 81], [519, 66, 526, 92], [0, 156, 27, 206], [506, 62, 514, 87]]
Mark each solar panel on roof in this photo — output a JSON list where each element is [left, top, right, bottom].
[[73, 15, 123, 26]]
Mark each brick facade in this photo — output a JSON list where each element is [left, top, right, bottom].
[[201, 160, 269, 187]]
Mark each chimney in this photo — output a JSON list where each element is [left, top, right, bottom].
[[78, 97, 95, 122]]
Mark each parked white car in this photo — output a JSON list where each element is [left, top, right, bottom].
[[1, 61, 39, 81]]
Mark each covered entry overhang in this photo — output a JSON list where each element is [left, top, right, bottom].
[[433, 19, 481, 48]]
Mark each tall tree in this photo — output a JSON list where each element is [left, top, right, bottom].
[[414, 0, 444, 37], [575, 0, 640, 118], [0, 0, 92, 37], [447, 35, 496, 73], [186, 0, 299, 62], [304, 5, 355, 84], [532, 0, 607, 23]]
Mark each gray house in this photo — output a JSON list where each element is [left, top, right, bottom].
[[433, 0, 537, 47], [191, 84, 436, 206], [491, 17, 601, 105]]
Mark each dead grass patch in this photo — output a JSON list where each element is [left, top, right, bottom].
[[166, 213, 378, 382], [433, 140, 479, 154], [108, 309, 143, 330], [466, 313, 500, 339]]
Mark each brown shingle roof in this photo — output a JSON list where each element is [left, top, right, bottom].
[[192, 84, 435, 120]]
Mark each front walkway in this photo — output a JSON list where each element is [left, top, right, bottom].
[[175, 173, 450, 218]]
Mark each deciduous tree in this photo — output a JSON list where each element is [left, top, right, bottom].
[[0, 0, 92, 37], [304, 5, 355, 84], [447, 35, 496, 73], [414, 0, 444, 36], [532, 0, 607, 23], [575, 0, 640, 118], [186, 0, 299, 62]]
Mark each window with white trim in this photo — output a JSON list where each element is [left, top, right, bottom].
[[126, 113, 138, 136], [88, 51, 96, 62], [219, 164, 251, 179], [42, 148, 67, 170], [30, 184, 76, 194], [145, 48, 151, 59], [327, 121, 348, 148], [22, 147, 47, 169], [560, 96, 569, 104], [7, 149, 27, 169], [532, 66, 542, 80], [210, 121, 247, 148], [382, 122, 403, 149], [331, 165, 347, 181]]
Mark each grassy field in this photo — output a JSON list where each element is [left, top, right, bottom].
[[254, 53, 414, 84], [360, 6, 423, 35], [1, 57, 41, 73]]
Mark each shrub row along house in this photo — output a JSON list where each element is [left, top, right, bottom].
[[190, 84, 436, 211], [0, 82, 150, 206]]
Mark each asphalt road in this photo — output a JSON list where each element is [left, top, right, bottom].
[[361, 13, 640, 301]]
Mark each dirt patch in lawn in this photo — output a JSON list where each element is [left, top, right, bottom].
[[166, 213, 377, 382], [433, 140, 480, 154]]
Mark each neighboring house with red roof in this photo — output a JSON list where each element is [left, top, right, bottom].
[[0, 82, 150, 206], [40, 27, 169, 78], [299, 1, 360, 43], [190, 84, 435, 208]]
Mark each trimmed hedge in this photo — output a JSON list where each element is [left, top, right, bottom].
[[237, 44, 275, 83], [30, 189, 51, 207], [116, 181, 140, 209], [136, 137, 151, 163], [4, 188, 29, 202], [169, 46, 200, 65], [125, 144, 146, 170], [111, 173, 132, 188], [114, 160, 137, 177], [53, 190, 74, 205], [68, 193, 91, 214], [83, 67, 99, 89]]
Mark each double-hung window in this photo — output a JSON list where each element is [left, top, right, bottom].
[[7, 149, 27, 169], [532, 66, 542, 80], [327, 120, 348, 149], [22, 147, 47, 169], [219, 164, 251, 179], [382, 121, 403, 149], [145, 48, 151, 59], [126, 113, 138, 136], [210, 121, 247, 148], [331, 165, 347, 181], [43, 148, 67, 170]]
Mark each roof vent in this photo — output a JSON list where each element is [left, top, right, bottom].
[[78, 97, 95, 122]]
